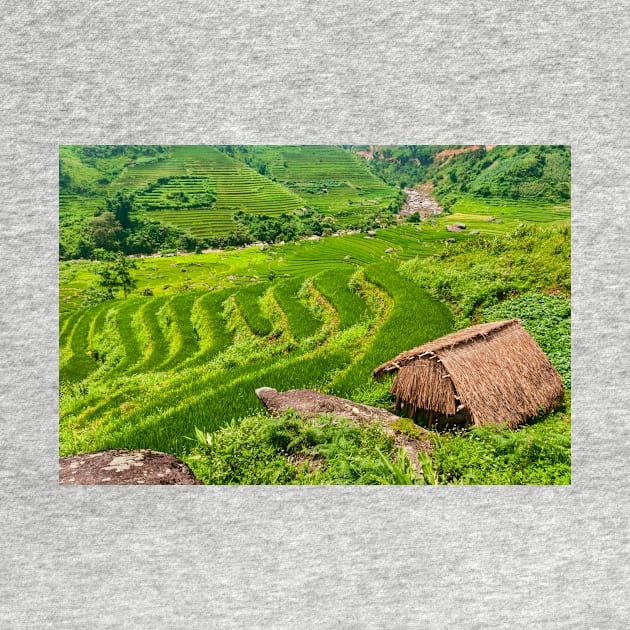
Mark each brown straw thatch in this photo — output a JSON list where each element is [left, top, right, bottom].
[[372, 319, 564, 429]]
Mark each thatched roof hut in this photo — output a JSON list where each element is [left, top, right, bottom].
[[372, 319, 564, 429]]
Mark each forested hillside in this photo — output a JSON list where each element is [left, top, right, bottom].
[[355, 144, 570, 211]]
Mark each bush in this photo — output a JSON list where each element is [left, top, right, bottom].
[[185, 411, 403, 485], [432, 406, 571, 484]]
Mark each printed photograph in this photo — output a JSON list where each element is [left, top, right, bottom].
[[59, 145, 571, 485]]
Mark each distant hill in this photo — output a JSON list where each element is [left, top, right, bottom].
[[59, 145, 401, 260], [59, 145, 569, 260], [354, 145, 571, 210]]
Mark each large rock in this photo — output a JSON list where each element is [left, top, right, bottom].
[[59, 449, 202, 485], [255, 387, 431, 473]]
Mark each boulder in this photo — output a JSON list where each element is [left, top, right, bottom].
[[59, 449, 202, 485], [255, 387, 431, 473], [446, 224, 462, 232], [453, 222, 466, 229], [385, 247, 395, 253]]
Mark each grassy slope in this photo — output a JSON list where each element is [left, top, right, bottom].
[[60, 261, 448, 456], [181, 225, 572, 485], [228, 145, 400, 219]]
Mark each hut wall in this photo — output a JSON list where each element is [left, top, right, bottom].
[[390, 358, 457, 417]]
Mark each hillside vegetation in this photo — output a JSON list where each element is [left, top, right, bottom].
[[59, 145, 571, 485], [356, 144, 570, 210]]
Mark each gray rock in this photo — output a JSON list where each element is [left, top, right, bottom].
[[59, 449, 202, 485]]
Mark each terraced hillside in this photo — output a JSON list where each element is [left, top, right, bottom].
[[60, 145, 408, 259], [226, 145, 401, 222], [151, 146, 307, 237], [59, 263, 452, 457], [59, 193, 570, 316]]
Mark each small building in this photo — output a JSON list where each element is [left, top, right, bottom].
[[372, 319, 564, 429]]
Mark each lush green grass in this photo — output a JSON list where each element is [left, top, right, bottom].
[[400, 223, 570, 327], [232, 283, 273, 337], [181, 289, 234, 368], [185, 410, 400, 485], [59, 267, 372, 455], [131, 296, 170, 372], [431, 405, 571, 484], [273, 277, 323, 340], [60, 303, 111, 384], [159, 292, 201, 371], [58, 259, 455, 458], [311, 268, 369, 330], [328, 262, 453, 398]]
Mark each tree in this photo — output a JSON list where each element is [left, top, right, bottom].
[[95, 252, 137, 299], [106, 193, 133, 229], [88, 211, 123, 250]]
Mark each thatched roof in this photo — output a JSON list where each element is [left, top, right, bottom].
[[372, 319, 564, 429]]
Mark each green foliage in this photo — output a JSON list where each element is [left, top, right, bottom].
[[358, 145, 448, 188], [431, 406, 571, 484], [400, 224, 570, 326], [372, 448, 423, 485], [185, 410, 400, 485], [81, 285, 116, 307], [94, 252, 137, 299], [88, 211, 123, 251], [106, 193, 133, 229], [360, 145, 570, 205]]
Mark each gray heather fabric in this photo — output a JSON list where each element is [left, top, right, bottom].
[[1, 1, 628, 627]]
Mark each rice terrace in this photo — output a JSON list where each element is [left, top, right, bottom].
[[59, 145, 571, 485]]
